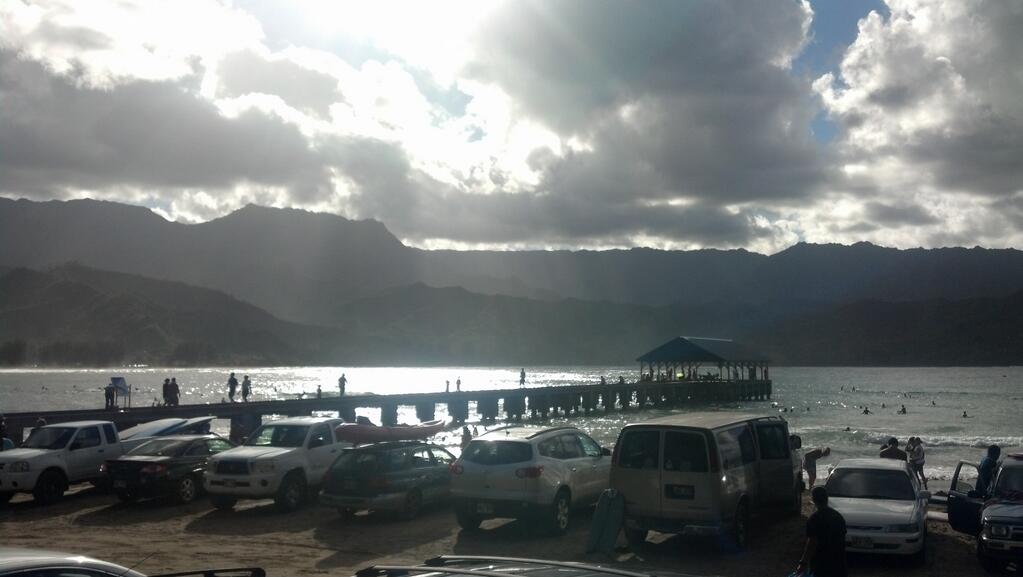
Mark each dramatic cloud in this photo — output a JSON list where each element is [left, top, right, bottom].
[[0, 0, 1022, 251]]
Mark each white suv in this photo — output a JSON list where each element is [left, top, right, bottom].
[[449, 426, 611, 534], [204, 416, 346, 511]]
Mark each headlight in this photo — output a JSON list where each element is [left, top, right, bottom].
[[887, 522, 920, 533], [252, 461, 275, 474], [8, 461, 30, 473], [987, 523, 1010, 538]]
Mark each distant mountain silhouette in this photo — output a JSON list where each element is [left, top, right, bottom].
[[4, 198, 1023, 366]]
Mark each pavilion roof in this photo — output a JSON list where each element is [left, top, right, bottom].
[[636, 336, 770, 364]]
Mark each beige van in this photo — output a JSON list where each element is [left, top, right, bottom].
[[610, 412, 802, 550]]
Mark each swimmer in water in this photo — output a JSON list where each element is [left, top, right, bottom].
[[898, 404, 907, 415], [862, 407, 871, 415], [881, 402, 886, 409], [844, 426, 851, 432], [962, 411, 969, 418]]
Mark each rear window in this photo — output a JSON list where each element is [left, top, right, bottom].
[[826, 468, 916, 500], [617, 429, 660, 470], [461, 440, 533, 465], [664, 431, 709, 472]]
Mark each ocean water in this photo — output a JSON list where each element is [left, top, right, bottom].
[[1, 366, 1020, 487]]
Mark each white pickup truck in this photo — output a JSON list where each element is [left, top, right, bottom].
[[204, 416, 348, 512], [0, 420, 124, 504]]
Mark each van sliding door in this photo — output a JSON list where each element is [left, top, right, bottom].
[[754, 422, 794, 507]]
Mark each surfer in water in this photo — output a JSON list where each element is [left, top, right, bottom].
[[862, 407, 871, 415]]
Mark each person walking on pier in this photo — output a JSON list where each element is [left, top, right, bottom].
[[241, 375, 252, 402], [456, 377, 461, 392], [227, 372, 239, 402], [168, 377, 180, 406], [519, 368, 526, 387], [338, 373, 347, 396], [162, 378, 171, 405]]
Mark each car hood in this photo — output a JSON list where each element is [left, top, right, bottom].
[[830, 497, 919, 525], [0, 448, 55, 462], [983, 502, 1023, 523], [211, 446, 294, 461]]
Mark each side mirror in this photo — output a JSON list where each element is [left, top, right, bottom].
[[790, 435, 802, 450], [601, 447, 612, 457], [918, 490, 931, 501]]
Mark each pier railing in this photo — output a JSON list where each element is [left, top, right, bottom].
[[2, 378, 771, 442]]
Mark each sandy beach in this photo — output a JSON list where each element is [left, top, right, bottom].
[[1, 487, 990, 577]]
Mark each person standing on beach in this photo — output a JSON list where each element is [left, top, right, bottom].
[[907, 437, 927, 489], [456, 377, 461, 392], [227, 372, 238, 402], [796, 486, 847, 577], [169, 377, 180, 406], [241, 375, 252, 402], [338, 373, 347, 396], [104, 381, 116, 410], [162, 378, 171, 405], [519, 368, 526, 387], [879, 437, 907, 461], [803, 447, 830, 488], [978, 444, 1001, 496]]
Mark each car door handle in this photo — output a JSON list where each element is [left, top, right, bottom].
[[571, 467, 578, 472]]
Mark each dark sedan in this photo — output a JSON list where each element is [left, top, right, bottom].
[[103, 434, 234, 504]]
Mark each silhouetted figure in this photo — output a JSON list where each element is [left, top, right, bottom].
[[472, 425, 479, 436], [803, 447, 831, 487], [169, 377, 180, 406], [316, 384, 322, 399], [227, 372, 238, 402], [519, 368, 526, 387], [908, 437, 927, 489], [162, 378, 171, 405], [797, 486, 847, 577], [445, 380, 450, 393], [879, 437, 907, 461], [104, 381, 116, 410], [861, 407, 871, 415], [978, 445, 1001, 496], [962, 410, 970, 418], [339, 373, 347, 396], [456, 377, 461, 392], [0, 416, 8, 451], [460, 426, 472, 449], [241, 375, 252, 402], [618, 376, 625, 385], [898, 404, 907, 415], [600, 375, 607, 385]]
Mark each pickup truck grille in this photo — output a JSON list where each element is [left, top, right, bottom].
[[216, 460, 249, 475], [1010, 525, 1023, 542]]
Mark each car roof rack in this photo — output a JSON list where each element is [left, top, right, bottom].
[[423, 556, 660, 577]]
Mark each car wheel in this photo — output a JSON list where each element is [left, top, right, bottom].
[[275, 472, 307, 512], [455, 509, 482, 531], [175, 475, 198, 504], [33, 470, 65, 505], [210, 495, 237, 510], [729, 502, 750, 551], [401, 489, 422, 520], [116, 489, 139, 503], [549, 490, 571, 536]]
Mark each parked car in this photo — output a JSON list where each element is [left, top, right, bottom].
[[0, 546, 264, 577], [103, 434, 235, 504], [948, 453, 1023, 572], [204, 416, 348, 511], [450, 425, 612, 535], [823, 458, 929, 563], [118, 417, 216, 452], [352, 555, 701, 577], [610, 412, 802, 550], [0, 420, 124, 505], [320, 440, 456, 519]]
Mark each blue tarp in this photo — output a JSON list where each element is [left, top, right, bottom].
[[109, 376, 130, 395]]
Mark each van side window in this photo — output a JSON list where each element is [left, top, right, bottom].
[[716, 429, 743, 470], [619, 430, 660, 469], [663, 431, 709, 472], [756, 424, 789, 459], [737, 426, 757, 464]]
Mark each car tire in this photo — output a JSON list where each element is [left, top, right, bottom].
[[33, 470, 66, 505], [726, 502, 749, 551], [549, 490, 571, 536], [456, 509, 482, 531], [210, 495, 237, 510], [116, 489, 139, 503], [275, 472, 307, 512], [401, 489, 423, 520], [175, 475, 198, 505]]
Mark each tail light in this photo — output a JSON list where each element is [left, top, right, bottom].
[[140, 464, 167, 475], [515, 465, 544, 478], [450, 462, 464, 475]]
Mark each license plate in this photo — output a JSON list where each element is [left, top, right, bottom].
[[476, 502, 494, 514], [113, 480, 127, 489], [851, 536, 873, 548]]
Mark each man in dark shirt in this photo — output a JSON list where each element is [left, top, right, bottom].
[[798, 486, 847, 577], [978, 444, 1001, 496], [879, 437, 908, 461]]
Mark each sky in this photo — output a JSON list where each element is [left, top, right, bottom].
[[1, 0, 1022, 253]]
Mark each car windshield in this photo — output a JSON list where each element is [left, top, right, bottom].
[[992, 468, 1023, 499], [129, 439, 189, 456], [826, 468, 916, 500], [461, 440, 532, 465], [22, 427, 76, 450], [245, 425, 309, 448]]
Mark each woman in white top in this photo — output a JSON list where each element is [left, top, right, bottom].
[[908, 436, 927, 489]]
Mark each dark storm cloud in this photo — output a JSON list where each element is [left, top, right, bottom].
[[217, 49, 343, 118], [0, 51, 332, 201], [863, 201, 938, 227]]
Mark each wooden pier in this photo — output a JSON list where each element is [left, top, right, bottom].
[[1, 378, 771, 442]]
